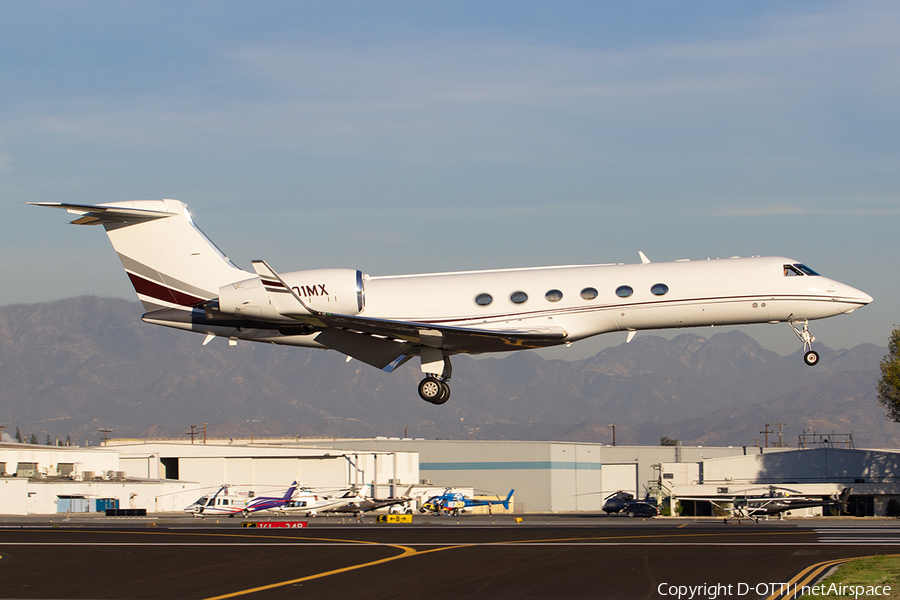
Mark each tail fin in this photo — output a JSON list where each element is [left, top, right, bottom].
[[283, 481, 299, 501], [501, 489, 514, 510], [838, 487, 852, 505], [32, 200, 248, 312]]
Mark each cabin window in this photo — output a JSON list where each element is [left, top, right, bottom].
[[475, 293, 493, 306], [545, 289, 563, 302], [510, 291, 528, 304], [615, 285, 633, 298], [651, 283, 669, 296], [580, 287, 598, 300]]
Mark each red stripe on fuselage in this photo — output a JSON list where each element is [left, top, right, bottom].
[[127, 272, 207, 307]]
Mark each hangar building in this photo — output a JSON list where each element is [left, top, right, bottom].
[[3, 438, 900, 516]]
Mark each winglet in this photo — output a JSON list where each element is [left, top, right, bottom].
[[638, 251, 651, 264]]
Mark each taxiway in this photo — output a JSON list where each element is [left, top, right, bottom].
[[1, 514, 898, 599]]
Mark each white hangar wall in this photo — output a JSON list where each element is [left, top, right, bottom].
[[701, 448, 900, 485], [113, 441, 420, 499], [0, 443, 120, 478]]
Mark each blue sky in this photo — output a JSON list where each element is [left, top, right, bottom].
[[2, 1, 897, 358]]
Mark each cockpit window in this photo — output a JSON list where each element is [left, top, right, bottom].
[[793, 263, 820, 276]]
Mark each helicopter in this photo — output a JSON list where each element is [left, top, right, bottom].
[[420, 489, 514, 515], [601, 491, 636, 514], [681, 486, 852, 522]]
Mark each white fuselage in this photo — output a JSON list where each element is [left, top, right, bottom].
[[198, 255, 870, 351]]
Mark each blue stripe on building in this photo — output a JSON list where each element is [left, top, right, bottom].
[[420, 461, 602, 471]]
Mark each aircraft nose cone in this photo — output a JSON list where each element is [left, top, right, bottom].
[[839, 284, 873, 308], [849, 286, 873, 305]]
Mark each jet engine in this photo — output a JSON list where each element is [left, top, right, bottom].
[[218, 268, 365, 320]]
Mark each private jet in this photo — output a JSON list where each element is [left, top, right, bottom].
[[32, 200, 872, 404]]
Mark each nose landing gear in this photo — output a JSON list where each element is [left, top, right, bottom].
[[789, 319, 819, 366]]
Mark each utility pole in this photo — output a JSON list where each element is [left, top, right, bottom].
[[774, 423, 787, 447], [186, 425, 199, 444], [609, 423, 617, 447], [99, 428, 113, 446], [0, 424, 8, 442], [203, 423, 207, 445], [760, 424, 774, 448]]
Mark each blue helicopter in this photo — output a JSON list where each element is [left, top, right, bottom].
[[420, 488, 514, 515]]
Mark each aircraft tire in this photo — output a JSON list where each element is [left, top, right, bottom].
[[803, 350, 820, 366], [418, 377, 442, 403], [418, 377, 450, 404]]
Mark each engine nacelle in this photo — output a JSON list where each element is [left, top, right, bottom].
[[280, 268, 365, 315], [218, 268, 365, 320]]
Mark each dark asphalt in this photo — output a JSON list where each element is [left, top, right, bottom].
[[1, 514, 898, 599]]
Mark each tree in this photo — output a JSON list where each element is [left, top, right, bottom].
[[878, 327, 900, 422], [14, 428, 22, 443], [28, 434, 38, 444], [660, 436, 680, 446]]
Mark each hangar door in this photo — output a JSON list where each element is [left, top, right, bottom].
[[600, 464, 638, 499]]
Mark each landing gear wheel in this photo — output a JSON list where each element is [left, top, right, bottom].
[[418, 377, 450, 404], [804, 350, 820, 366]]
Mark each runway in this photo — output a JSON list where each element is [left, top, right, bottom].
[[1, 515, 898, 599]]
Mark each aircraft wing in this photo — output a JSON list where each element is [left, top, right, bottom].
[[309, 312, 569, 353], [251, 260, 569, 356]]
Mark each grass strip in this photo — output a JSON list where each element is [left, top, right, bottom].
[[800, 556, 900, 599]]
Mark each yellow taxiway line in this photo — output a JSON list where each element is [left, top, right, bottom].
[[763, 553, 900, 600]]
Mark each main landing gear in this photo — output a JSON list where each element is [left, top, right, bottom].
[[418, 376, 451, 405], [418, 347, 452, 404], [789, 318, 819, 366]]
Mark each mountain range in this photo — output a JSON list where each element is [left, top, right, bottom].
[[0, 296, 896, 448]]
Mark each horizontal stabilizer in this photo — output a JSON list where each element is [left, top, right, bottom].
[[28, 202, 178, 225]]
